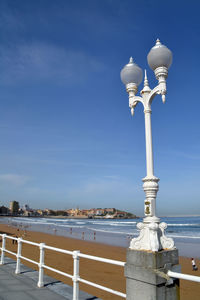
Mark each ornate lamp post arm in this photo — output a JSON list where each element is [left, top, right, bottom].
[[128, 72, 155, 178], [121, 39, 175, 252]]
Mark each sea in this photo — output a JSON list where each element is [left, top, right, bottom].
[[0, 216, 200, 257]]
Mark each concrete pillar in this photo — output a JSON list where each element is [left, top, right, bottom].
[[125, 249, 180, 300]]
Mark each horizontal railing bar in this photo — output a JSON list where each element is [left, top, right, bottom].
[[168, 270, 200, 283], [79, 278, 126, 298], [78, 253, 125, 266], [44, 245, 73, 255], [4, 235, 18, 241], [43, 264, 73, 279], [4, 249, 17, 256], [20, 255, 38, 265], [21, 240, 40, 247], [0, 233, 127, 298]]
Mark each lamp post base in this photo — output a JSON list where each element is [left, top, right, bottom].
[[130, 217, 175, 252], [125, 248, 180, 300]]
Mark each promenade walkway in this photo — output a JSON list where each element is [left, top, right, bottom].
[[0, 257, 100, 300]]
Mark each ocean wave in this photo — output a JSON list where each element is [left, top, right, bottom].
[[168, 223, 200, 226], [76, 222, 86, 225], [113, 221, 137, 224], [169, 234, 200, 239], [12, 218, 37, 223], [56, 224, 85, 229], [90, 221, 137, 226], [10, 220, 56, 226], [87, 228, 137, 235], [110, 223, 137, 227]]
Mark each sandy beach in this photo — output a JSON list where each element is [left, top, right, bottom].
[[0, 224, 200, 300]]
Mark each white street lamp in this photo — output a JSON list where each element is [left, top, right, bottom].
[[120, 39, 174, 252]]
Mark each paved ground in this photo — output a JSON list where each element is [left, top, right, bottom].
[[0, 257, 100, 300]]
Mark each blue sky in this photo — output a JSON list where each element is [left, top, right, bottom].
[[0, 0, 200, 216]]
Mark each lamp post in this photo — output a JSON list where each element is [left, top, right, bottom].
[[120, 39, 175, 252]]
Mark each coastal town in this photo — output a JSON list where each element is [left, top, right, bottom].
[[0, 200, 138, 219]]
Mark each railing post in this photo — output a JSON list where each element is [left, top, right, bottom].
[[73, 250, 80, 300], [15, 238, 22, 274], [37, 243, 45, 288], [125, 249, 180, 300], [0, 234, 6, 265]]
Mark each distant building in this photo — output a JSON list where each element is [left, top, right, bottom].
[[89, 209, 97, 215], [23, 204, 30, 211], [0, 206, 9, 215], [44, 209, 55, 216], [96, 209, 105, 216], [66, 208, 74, 216], [37, 209, 44, 216], [105, 208, 115, 214], [9, 201, 19, 215], [114, 210, 127, 218], [66, 208, 80, 216], [81, 209, 90, 216]]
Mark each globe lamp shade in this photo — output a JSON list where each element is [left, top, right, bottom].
[[120, 57, 143, 86], [147, 39, 172, 71]]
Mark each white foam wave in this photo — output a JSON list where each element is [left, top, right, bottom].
[[56, 224, 84, 229], [10, 220, 56, 226], [90, 221, 137, 226], [169, 235, 200, 239], [88, 228, 137, 235], [87, 227, 138, 235], [76, 222, 86, 225], [168, 224, 200, 226], [110, 223, 136, 227]]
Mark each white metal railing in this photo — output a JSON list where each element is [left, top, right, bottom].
[[0, 233, 126, 299], [167, 270, 200, 283], [1, 233, 200, 299]]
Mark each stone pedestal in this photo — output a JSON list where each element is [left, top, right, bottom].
[[125, 249, 180, 300]]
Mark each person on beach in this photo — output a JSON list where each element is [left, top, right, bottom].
[[13, 236, 17, 244], [191, 258, 198, 271]]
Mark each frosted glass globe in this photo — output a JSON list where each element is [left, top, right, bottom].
[[147, 39, 172, 71], [120, 57, 143, 86]]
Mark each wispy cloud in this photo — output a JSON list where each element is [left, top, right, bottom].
[[0, 174, 30, 186], [67, 177, 140, 207], [160, 149, 200, 160], [0, 42, 106, 86]]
